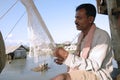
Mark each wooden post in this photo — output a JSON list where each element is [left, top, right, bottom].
[[0, 32, 6, 73], [106, 0, 120, 68]]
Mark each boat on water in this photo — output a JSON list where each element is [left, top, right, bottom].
[[31, 63, 50, 72]]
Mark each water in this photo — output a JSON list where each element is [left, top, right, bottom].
[[0, 55, 118, 80], [0, 55, 67, 80]]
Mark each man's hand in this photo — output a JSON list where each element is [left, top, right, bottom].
[[53, 47, 68, 65]]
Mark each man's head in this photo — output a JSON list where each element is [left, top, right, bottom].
[[75, 3, 96, 33]]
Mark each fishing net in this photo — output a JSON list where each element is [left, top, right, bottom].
[[21, 0, 56, 63]]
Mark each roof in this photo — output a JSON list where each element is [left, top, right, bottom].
[[5, 45, 28, 54]]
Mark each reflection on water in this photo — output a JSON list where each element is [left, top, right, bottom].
[[0, 55, 67, 80]]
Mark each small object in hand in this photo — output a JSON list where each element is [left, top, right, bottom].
[[53, 47, 68, 65]]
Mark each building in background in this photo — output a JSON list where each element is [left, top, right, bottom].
[[6, 45, 28, 63]]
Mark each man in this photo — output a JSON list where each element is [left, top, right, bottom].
[[51, 4, 113, 80], [0, 31, 6, 73]]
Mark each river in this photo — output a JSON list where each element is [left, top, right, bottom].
[[0, 54, 118, 80], [0, 55, 67, 80]]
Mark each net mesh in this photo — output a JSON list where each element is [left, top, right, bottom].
[[21, 0, 56, 61]]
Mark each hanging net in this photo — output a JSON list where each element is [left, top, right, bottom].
[[21, 0, 56, 62]]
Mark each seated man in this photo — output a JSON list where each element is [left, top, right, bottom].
[[51, 4, 113, 80]]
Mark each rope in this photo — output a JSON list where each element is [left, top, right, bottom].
[[5, 11, 26, 40], [70, 33, 79, 44], [0, 0, 19, 20]]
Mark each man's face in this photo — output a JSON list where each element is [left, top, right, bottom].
[[75, 8, 92, 31]]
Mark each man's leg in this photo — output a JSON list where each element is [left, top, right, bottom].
[[69, 70, 99, 80], [51, 70, 99, 80], [51, 73, 71, 80]]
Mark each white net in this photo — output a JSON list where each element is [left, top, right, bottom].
[[21, 0, 56, 61]]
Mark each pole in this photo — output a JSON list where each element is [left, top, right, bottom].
[[106, 0, 120, 68]]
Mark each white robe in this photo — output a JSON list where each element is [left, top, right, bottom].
[[64, 28, 113, 80]]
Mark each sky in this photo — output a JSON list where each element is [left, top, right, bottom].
[[0, 0, 111, 45]]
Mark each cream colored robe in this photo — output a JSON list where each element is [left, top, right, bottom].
[[64, 28, 113, 80]]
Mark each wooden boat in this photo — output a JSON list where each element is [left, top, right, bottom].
[[31, 63, 50, 72]]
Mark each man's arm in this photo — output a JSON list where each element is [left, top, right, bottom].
[[64, 31, 112, 71]]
